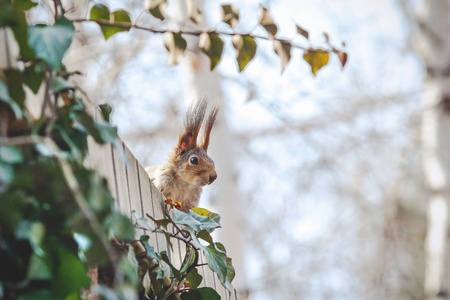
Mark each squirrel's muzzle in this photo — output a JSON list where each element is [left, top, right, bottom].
[[209, 172, 217, 184]]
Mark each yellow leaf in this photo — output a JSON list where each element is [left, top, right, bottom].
[[303, 49, 329, 76]]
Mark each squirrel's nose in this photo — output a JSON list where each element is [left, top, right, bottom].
[[209, 172, 217, 184]]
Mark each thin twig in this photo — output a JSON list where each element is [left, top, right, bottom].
[[70, 18, 309, 50]]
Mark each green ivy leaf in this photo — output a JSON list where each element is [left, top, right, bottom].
[[180, 287, 220, 300], [232, 34, 257, 72], [179, 246, 196, 274], [48, 241, 90, 297], [99, 103, 113, 122], [164, 32, 187, 66], [221, 4, 239, 29], [95, 121, 118, 144], [199, 32, 224, 71], [185, 267, 202, 289], [160, 251, 181, 280], [303, 49, 329, 76], [258, 6, 277, 38], [28, 19, 75, 71], [203, 244, 228, 286], [188, 210, 220, 233], [273, 39, 291, 74], [4, 69, 25, 109], [51, 76, 74, 93], [296, 24, 309, 40], [24, 62, 44, 94], [0, 146, 23, 163], [0, 80, 22, 119], [140, 235, 161, 263], [173, 208, 202, 231], [146, 0, 167, 21], [10, 2, 35, 60]]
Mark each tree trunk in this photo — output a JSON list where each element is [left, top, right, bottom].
[[417, 1, 450, 298]]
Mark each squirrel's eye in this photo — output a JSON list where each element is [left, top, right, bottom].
[[190, 157, 198, 165]]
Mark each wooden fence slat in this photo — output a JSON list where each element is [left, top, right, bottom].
[[149, 180, 170, 255], [111, 142, 131, 216], [137, 164, 159, 250], [123, 147, 145, 237]]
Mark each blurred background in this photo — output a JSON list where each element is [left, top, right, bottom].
[[33, 0, 450, 299]]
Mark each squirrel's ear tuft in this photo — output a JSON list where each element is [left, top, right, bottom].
[[177, 100, 208, 153], [201, 104, 220, 151]]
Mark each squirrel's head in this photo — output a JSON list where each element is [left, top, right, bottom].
[[174, 99, 219, 187]]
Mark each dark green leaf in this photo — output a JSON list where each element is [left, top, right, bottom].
[[0, 80, 22, 118], [10, 3, 35, 60], [273, 40, 291, 74], [196, 229, 214, 245], [0, 1, 16, 27], [185, 268, 202, 289], [140, 235, 161, 262], [172, 208, 202, 230], [24, 62, 44, 94], [221, 4, 239, 29], [296, 24, 309, 40], [28, 19, 75, 70], [18, 290, 62, 300], [258, 6, 277, 38], [15, 0, 39, 11], [49, 242, 90, 297], [95, 121, 118, 144], [70, 110, 102, 143], [90, 4, 110, 21], [180, 287, 220, 300], [99, 103, 113, 122], [160, 251, 181, 280], [225, 257, 236, 290], [0, 146, 23, 163], [51, 76, 74, 93], [199, 32, 224, 71], [180, 246, 196, 274], [203, 244, 227, 285], [147, 0, 167, 21], [303, 49, 329, 76], [232, 34, 257, 72], [4, 68, 25, 108], [164, 32, 187, 66]]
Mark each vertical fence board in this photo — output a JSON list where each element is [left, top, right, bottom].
[[123, 147, 145, 237], [112, 142, 131, 216], [137, 164, 159, 250]]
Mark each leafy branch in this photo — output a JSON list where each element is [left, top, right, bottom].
[[71, 2, 347, 75], [132, 202, 234, 299]]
